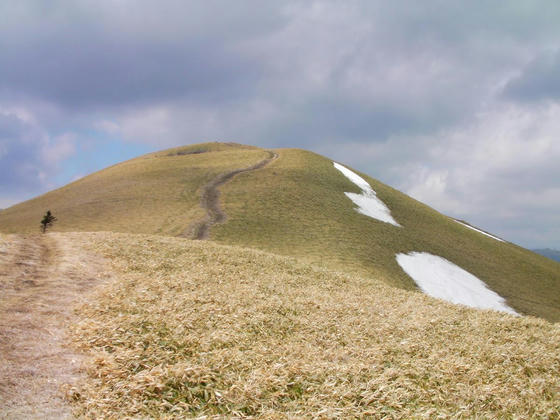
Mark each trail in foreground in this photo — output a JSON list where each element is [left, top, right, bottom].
[[0, 233, 111, 419], [186, 150, 278, 239]]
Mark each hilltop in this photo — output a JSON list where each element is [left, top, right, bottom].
[[1, 142, 559, 321]]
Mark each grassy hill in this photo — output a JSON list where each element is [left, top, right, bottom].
[[1, 142, 559, 321], [0, 142, 267, 236]]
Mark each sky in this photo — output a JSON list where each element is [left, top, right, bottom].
[[1, 0, 559, 249]]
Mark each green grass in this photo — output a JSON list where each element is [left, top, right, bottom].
[[213, 148, 560, 321], [69, 232, 560, 418], [1, 142, 559, 321]]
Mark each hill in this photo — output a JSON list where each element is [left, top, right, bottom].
[[1, 142, 559, 321], [533, 248, 560, 263]]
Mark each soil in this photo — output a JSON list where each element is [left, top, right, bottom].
[[186, 150, 278, 239], [0, 233, 112, 419]]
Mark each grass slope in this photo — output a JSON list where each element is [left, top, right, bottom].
[[1, 143, 559, 321], [0, 142, 267, 236], [70, 232, 560, 418], [213, 148, 560, 321]]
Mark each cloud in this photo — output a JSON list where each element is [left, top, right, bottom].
[[397, 103, 560, 245], [0, 1, 284, 109], [93, 120, 120, 134], [503, 49, 560, 102], [0, 1, 538, 131], [0, 108, 76, 204], [43, 132, 76, 165], [1, 1, 560, 247]]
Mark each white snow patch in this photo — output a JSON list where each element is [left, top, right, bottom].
[[454, 220, 505, 242], [333, 162, 401, 227], [396, 252, 517, 315], [333, 162, 373, 193]]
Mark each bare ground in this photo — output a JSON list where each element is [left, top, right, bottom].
[[185, 150, 278, 239], [0, 233, 112, 419]]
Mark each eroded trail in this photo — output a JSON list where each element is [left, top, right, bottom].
[[187, 150, 278, 239], [0, 233, 111, 419]]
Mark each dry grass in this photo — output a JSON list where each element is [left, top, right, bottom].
[[1, 143, 559, 321], [0, 233, 112, 418], [70, 232, 560, 418], [0, 143, 267, 237]]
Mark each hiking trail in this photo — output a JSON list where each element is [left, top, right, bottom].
[[185, 150, 278, 239], [0, 233, 111, 419]]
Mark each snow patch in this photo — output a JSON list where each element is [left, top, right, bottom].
[[396, 252, 517, 315], [333, 162, 401, 227], [454, 220, 504, 242]]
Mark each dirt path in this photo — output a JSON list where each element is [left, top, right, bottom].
[[187, 150, 278, 240], [0, 233, 111, 419]]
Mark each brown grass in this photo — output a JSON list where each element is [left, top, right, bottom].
[[70, 232, 560, 418], [0, 233, 112, 418], [1, 143, 559, 321], [0, 143, 268, 237]]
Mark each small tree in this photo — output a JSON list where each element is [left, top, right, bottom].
[[40, 210, 57, 233]]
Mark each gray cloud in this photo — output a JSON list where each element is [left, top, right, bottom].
[[0, 110, 75, 201], [503, 50, 560, 102], [0, 112, 47, 194], [1, 0, 560, 248], [0, 2, 276, 108]]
